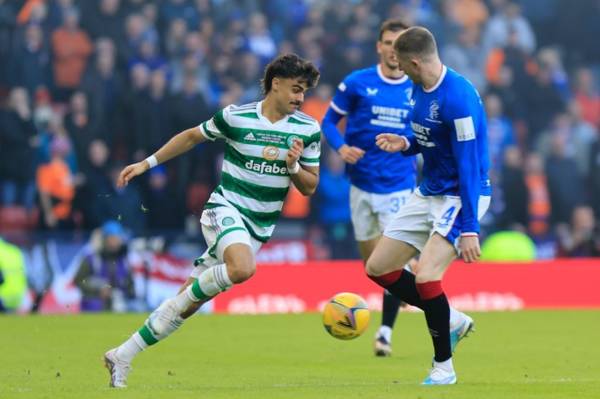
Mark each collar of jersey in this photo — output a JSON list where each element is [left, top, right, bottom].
[[377, 64, 409, 85], [256, 100, 290, 126], [423, 65, 448, 93]]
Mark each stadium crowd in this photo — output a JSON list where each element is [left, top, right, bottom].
[[0, 0, 599, 259]]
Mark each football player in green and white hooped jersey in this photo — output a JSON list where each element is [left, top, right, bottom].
[[104, 54, 321, 388]]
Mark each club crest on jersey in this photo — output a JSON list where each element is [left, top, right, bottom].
[[262, 146, 280, 161], [286, 135, 301, 148], [222, 217, 235, 226], [429, 101, 439, 119], [426, 100, 441, 123]]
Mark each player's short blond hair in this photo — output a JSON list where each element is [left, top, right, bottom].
[[393, 26, 438, 59]]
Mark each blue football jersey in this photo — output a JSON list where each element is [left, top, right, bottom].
[[403, 66, 491, 233], [322, 65, 416, 194]]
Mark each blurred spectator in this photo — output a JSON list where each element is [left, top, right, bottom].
[[557, 206, 600, 257], [483, 0, 536, 54], [523, 58, 565, 143], [98, 163, 146, 234], [76, 139, 113, 229], [0, 1, 18, 89], [545, 130, 583, 225], [164, 18, 188, 59], [302, 84, 333, 123], [0, 237, 27, 312], [0, 88, 37, 209], [50, 7, 93, 100], [36, 112, 78, 174], [587, 139, 600, 221], [65, 91, 100, 170], [129, 68, 172, 162], [524, 153, 550, 237], [314, 150, 356, 259], [159, 0, 200, 31], [234, 52, 262, 103], [499, 148, 528, 230], [36, 135, 75, 229], [246, 12, 277, 65], [81, 0, 125, 45], [81, 38, 124, 145], [443, 27, 487, 92], [537, 47, 570, 102], [485, 93, 516, 177], [144, 165, 184, 231], [74, 220, 135, 312], [573, 67, 600, 129], [170, 72, 211, 196], [9, 23, 51, 97], [443, 0, 489, 32]]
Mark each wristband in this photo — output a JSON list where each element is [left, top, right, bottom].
[[145, 155, 158, 169], [288, 162, 301, 175]]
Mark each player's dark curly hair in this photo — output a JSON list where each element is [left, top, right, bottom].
[[261, 53, 320, 95]]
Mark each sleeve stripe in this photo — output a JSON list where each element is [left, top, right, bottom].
[[198, 122, 214, 141], [213, 109, 229, 133], [329, 101, 348, 115], [198, 123, 215, 140], [300, 156, 320, 162]]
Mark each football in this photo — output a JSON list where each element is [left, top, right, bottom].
[[322, 292, 370, 340]]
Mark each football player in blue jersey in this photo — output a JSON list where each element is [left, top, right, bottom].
[[321, 19, 416, 357], [367, 27, 491, 385]]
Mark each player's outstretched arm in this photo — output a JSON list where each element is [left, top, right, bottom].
[[375, 133, 409, 153], [117, 127, 207, 187]]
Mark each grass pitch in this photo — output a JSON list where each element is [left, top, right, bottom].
[[2, 310, 599, 398]]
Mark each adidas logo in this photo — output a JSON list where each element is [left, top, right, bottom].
[[244, 132, 256, 141]]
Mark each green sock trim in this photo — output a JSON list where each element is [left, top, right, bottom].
[[138, 324, 159, 345], [191, 279, 211, 301]]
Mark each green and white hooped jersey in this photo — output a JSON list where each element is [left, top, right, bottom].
[[198, 101, 321, 243]]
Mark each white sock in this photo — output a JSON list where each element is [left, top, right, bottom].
[[434, 357, 454, 372], [115, 333, 147, 363], [377, 325, 393, 343], [174, 264, 233, 311], [173, 288, 196, 312]]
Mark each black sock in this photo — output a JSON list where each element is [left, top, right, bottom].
[[383, 270, 425, 310], [421, 293, 451, 362], [381, 290, 402, 328]]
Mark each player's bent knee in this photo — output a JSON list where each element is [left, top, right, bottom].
[[365, 257, 383, 277], [414, 269, 440, 284], [227, 260, 256, 283]]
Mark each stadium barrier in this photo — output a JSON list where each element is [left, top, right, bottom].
[[212, 260, 600, 314], [19, 239, 600, 313]]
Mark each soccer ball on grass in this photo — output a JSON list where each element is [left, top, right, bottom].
[[322, 292, 370, 340]]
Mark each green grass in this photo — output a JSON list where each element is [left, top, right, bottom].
[[1, 310, 599, 398]]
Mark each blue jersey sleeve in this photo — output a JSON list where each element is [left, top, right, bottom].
[[329, 76, 355, 116], [322, 75, 357, 151], [402, 135, 421, 156], [445, 86, 484, 233], [321, 107, 345, 151]]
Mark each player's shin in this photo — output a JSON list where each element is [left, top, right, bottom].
[[416, 281, 452, 363]]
